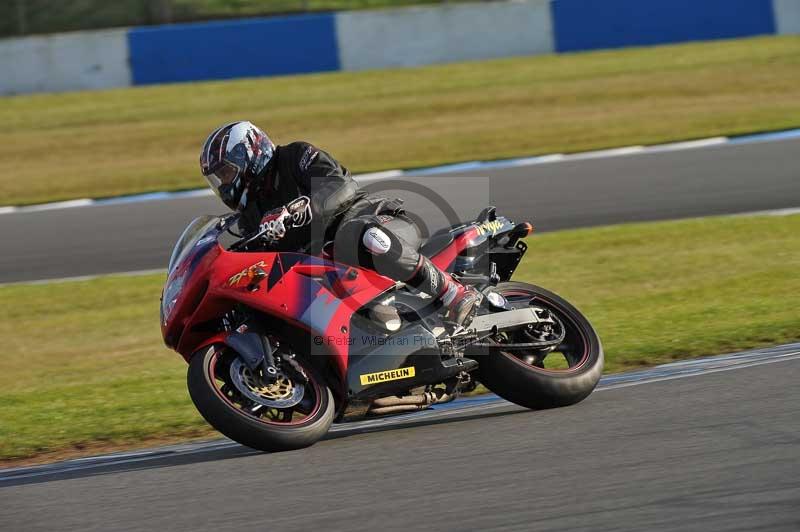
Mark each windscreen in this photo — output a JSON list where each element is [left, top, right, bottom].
[[167, 215, 222, 273]]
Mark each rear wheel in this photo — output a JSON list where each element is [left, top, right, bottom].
[[187, 343, 334, 452], [475, 282, 603, 409]]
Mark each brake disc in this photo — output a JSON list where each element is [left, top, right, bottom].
[[229, 357, 305, 408]]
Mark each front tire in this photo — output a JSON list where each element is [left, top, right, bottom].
[[188, 345, 335, 452], [476, 282, 603, 409]]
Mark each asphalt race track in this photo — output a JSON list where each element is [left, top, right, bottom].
[[2, 136, 800, 283], [2, 137, 800, 531], [2, 344, 799, 531]]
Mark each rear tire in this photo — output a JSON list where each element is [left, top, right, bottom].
[[476, 282, 603, 410], [188, 346, 335, 452]]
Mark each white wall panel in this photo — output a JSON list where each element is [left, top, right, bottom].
[[773, 0, 800, 34], [336, 0, 554, 71], [0, 29, 131, 95]]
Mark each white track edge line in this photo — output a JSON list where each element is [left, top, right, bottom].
[[597, 351, 800, 391], [0, 269, 166, 287]]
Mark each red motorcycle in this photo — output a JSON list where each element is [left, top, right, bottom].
[[161, 207, 603, 452]]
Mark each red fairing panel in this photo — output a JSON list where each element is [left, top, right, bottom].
[[164, 227, 476, 379], [168, 245, 394, 378], [431, 227, 479, 271]]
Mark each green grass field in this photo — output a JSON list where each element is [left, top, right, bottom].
[[2, 35, 800, 206], [2, 213, 798, 464]]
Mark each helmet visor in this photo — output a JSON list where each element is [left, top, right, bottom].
[[204, 161, 241, 190], [204, 161, 246, 210]]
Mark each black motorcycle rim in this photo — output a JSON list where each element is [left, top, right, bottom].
[[497, 288, 591, 374]]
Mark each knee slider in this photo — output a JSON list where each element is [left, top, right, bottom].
[[362, 226, 392, 255]]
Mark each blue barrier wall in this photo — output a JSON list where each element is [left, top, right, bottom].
[[127, 14, 340, 85], [551, 0, 776, 53]]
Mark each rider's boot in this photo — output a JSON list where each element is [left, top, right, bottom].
[[408, 257, 481, 328], [440, 276, 481, 328]]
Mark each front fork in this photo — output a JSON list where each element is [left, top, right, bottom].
[[223, 330, 278, 382]]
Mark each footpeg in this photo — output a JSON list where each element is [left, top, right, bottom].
[[441, 356, 478, 374]]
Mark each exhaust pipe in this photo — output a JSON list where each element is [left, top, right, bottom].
[[368, 388, 455, 416], [368, 404, 429, 415]]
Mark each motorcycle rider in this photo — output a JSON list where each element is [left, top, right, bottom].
[[200, 121, 480, 327]]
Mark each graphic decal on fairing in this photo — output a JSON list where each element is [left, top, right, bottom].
[[476, 220, 505, 236], [267, 254, 305, 290], [359, 367, 416, 385], [299, 290, 342, 333], [228, 260, 268, 286]]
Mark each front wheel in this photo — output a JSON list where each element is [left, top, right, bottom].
[[187, 344, 334, 452], [475, 282, 603, 410]]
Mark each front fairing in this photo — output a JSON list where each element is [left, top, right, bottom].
[[161, 216, 228, 347], [176, 253, 396, 376], [160, 216, 396, 380]]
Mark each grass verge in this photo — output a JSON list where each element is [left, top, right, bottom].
[[2, 213, 799, 464], [2, 35, 800, 206]]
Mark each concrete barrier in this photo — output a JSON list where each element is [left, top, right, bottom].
[[2, 0, 799, 96], [773, 0, 800, 34], [0, 29, 130, 95], [336, 1, 553, 71]]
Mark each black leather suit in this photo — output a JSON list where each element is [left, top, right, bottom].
[[238, 142, 443, 296]]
